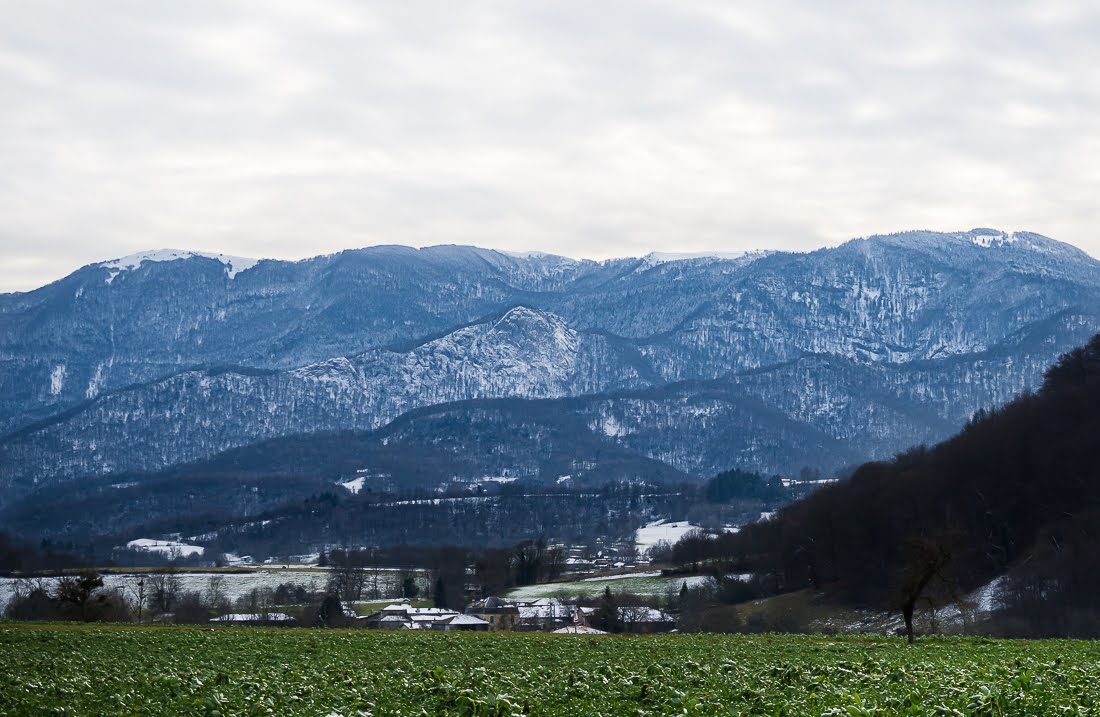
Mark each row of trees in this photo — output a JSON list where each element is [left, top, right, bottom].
[[0, 533, 87, 574], [2, 570, 352, 625], [323, 548, 424, 602]]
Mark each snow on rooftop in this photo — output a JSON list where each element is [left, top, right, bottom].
[[441, 614, 490, 626], [518, 604, 572, 619], [100, 249, 260, 284]]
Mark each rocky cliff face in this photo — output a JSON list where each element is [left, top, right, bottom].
[[2, 229, 1098, 499]]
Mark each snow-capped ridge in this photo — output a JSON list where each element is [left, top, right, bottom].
[[854, 228, 1087, 259], [492, 305, 564, 329], [490, 306, 578, 354], [290, 356, 358, 383], [99, 249, 260, 284], [641, 250, 771, 269], [498, 249, 572, 262]]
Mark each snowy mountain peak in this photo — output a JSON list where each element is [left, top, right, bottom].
[[954, 229, 1093, 261], [493, 305, 561, 328], [853, 229, 1092, 261], [491, 307, 577, 351], [99, 249, 260, 284]]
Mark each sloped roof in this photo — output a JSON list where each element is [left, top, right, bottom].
[[440, 614, 490, 626], [552, 626, 608, 634]]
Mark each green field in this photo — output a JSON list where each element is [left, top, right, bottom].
[[2, 625, 1099, 716]]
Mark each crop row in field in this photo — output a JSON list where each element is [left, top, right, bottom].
[[2, 624, 1099, 716]]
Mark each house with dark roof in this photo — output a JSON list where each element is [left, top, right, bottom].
[[465, 596, 520, 631]]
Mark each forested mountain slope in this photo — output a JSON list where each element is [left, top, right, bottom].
[[730, 334, 1100, 636], [2, 229, 1098, 506]]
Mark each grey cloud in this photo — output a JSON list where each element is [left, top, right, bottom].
[[1, 0, 1098, 291]]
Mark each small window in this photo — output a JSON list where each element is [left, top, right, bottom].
[[490, 616, 494, 624]]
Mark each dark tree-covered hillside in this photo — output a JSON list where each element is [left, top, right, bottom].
[[727, 333, 1100, 637]]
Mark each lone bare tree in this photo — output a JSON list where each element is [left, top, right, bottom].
[[894, 535, 959, 644]]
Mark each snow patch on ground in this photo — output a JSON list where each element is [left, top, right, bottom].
[[598, 414, 627, 438], [49, 365, 66, 395], [969, 575, 1008, 613], [82, 360, 107, 395], [969, 230, 1018, 248], [579, 571, 663, 582], [337, 477, 367, 494], [125, 538, 205, 557]]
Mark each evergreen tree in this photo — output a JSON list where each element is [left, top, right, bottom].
[[433, 576, 448, 610]]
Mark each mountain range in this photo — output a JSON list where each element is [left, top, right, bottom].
[[2, 229, 1098, 514]]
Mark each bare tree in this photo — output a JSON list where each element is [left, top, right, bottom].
[[125, 576, 147, 622], [206, 575, 229, 615], [147, 571, 182, 616], [56, 570, 103, 621], [327, 549, 368, 602], [894, 536, 959, 644]]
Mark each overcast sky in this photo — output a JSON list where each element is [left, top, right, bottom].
[[2, 1, 1098, 292]]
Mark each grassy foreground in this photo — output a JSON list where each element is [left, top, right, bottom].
[[2, 624, 1099, 716]]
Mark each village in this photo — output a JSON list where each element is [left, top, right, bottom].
[[361, 596, 675, 633], [210, 596, 677, 634]]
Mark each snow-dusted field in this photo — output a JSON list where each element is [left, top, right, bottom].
[[0, 568, 412, 613], [635, 520, 701, 554], [578, 570, 663, 582], [508, 573, 713, 599], [126, 538, 205, 558]]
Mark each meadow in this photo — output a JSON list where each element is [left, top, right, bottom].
[[2, 625, 1098, 716]]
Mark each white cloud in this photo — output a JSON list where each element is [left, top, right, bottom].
[[1, 0, 1098, 291]]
